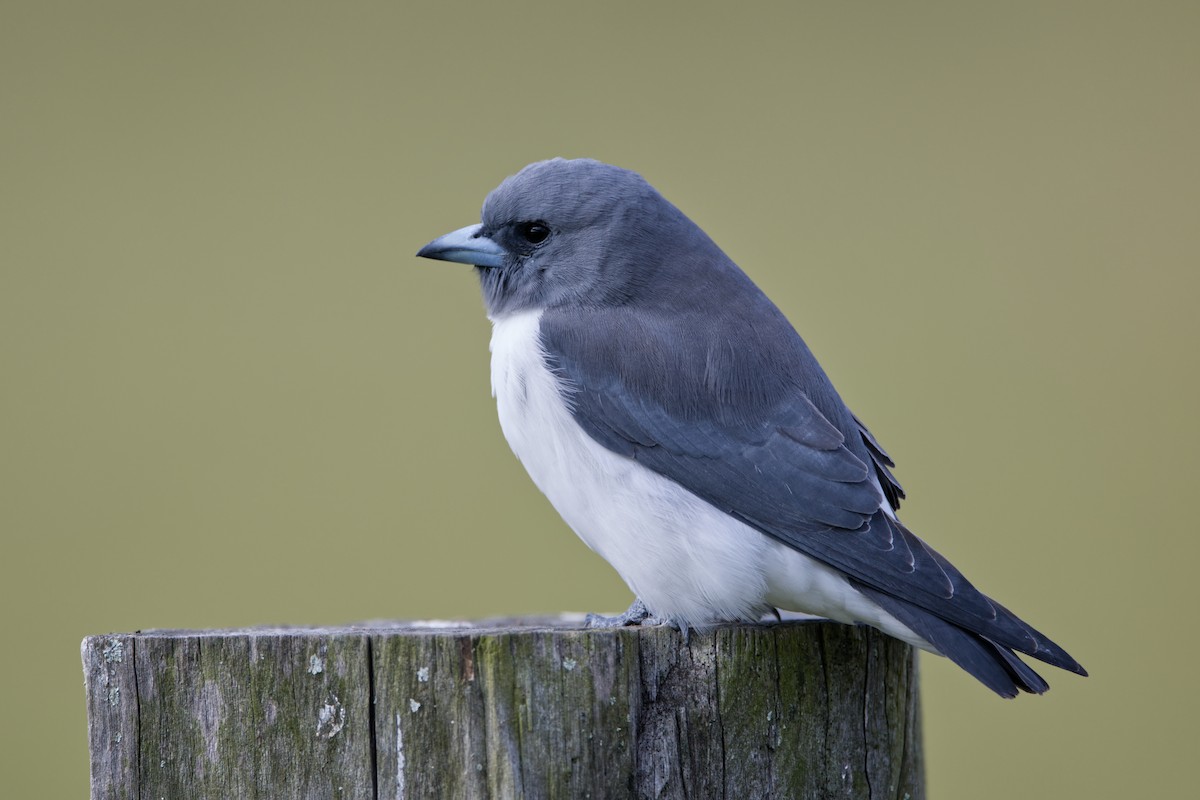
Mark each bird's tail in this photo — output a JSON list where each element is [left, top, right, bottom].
[[854, 583, 1083, 697]]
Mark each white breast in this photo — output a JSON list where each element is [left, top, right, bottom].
[[488, 309, 930, 648]]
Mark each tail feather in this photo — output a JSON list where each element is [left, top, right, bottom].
[[856, 582, 1054, 697], [985, 637, 1051, 694]]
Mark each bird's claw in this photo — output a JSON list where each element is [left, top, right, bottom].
[[585, 598, 653, 628], [585, 598, 692, 644]]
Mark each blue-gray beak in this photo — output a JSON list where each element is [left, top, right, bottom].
[[416, 224, 507, 269]]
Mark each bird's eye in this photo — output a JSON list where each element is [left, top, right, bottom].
[[518, 221, 551, 244]]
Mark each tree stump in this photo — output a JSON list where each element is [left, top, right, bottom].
[[82, 616, 923, 799]]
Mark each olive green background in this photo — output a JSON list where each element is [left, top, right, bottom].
[[3, 2, 1196, 797]]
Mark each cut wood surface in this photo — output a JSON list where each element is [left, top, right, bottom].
[[83, 616, 923, 799]]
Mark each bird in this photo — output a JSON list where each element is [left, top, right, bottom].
[[416, 157, 1086, 697]]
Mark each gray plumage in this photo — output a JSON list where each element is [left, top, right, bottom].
[[417, 158, 1086, 697]]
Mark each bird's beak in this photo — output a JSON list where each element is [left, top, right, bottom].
[[416, 224, 507, 268]]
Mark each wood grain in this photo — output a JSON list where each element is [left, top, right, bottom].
[[83, 617, 923, 799]]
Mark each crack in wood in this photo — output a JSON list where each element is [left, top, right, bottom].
[[366, 636, 379, 800]]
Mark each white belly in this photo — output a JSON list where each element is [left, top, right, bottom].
[[488, 310, 930, 648]]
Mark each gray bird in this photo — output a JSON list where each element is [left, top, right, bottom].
[[417, 158, 1086, 696]]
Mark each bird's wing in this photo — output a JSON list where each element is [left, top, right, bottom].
[[853, 411, 905, 512], [539, 307, 1082, 675]]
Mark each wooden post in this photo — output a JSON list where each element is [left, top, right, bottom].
[[83, 616, 923, 799]]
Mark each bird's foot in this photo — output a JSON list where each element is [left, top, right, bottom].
[[585, 598, 654, 629], [585, 599, 693, 644]]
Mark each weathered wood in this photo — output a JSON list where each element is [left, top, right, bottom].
[[83, 617, 923, 799]]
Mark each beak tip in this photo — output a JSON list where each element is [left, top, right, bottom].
[[414, 224, 507, 268]]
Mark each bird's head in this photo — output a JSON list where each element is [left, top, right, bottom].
[[417, 158, 703, 318]]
